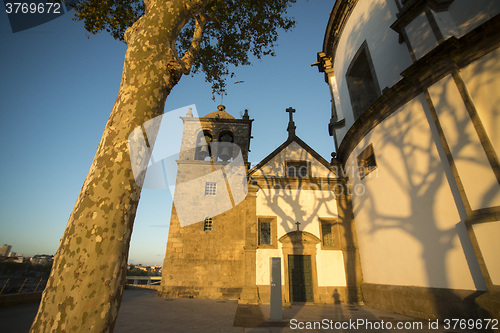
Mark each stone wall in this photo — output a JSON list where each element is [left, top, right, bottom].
[[160, 200, 249, 300], [361, 283, 500, 321]]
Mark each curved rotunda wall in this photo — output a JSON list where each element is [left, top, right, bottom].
[[344, 94, 484, 291], [331, 0, 413, 144], [322, 0, 500, 315], [329, 0, 500, 146]]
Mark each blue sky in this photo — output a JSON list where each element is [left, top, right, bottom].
[[0, 1, 335, 265]]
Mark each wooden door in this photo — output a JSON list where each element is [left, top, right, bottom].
[[288, 255, 313, 302]]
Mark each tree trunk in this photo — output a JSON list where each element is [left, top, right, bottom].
[[29, 1, 210, 331]]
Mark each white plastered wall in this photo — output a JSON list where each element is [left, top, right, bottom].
[[317, 249, 347, 287], [405, 11, 438, 60], [330, 0, 499, 146], [253, 141, 345, 288], [472, 222, 500, 285], [255, 188, 345, 287], [428, 75, 500, 211], [404, 0, 500, 60], [331, 0, 413, 144], [430, 49, 500, 286], [254, 246, 348, 287], [346, 94, 483, 290], [460, 47, 500, 162], [433, 0, 500, 40], [251, 141, 333, 179], [256, 248, 284, 286]]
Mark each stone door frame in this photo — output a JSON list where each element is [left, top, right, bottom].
[[279, 231, 320, 303]]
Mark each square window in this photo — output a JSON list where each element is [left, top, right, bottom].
[[205, 182, 217, 196], [321, 223, 334, 247], [319, 219, 341, 250], [286, 161, 309, 178], [204, 217, 212, 231], [257, 217, 277, 248], [259, 222, 271, 245], [357, 144, 377, 179]]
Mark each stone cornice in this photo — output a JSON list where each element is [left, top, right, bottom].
[[181, 116, 253, 124], [248, 135, 334, 176], [323, 0, 359, 60], [250, 176, 342, 188]]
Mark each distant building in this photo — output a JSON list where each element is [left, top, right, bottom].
[[0, 244, 12, 256], [150, 265, 162, 276], [127, 264, 162, 276], [13, 255, 24, 264], [31, 255, 54, 265]]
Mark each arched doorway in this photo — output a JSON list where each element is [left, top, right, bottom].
[[279, 231, 320, 303]]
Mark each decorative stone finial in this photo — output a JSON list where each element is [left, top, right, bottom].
[[186, 108, 193, 117], [242, 109, 249, 120], [217, 105, 226, 112], [286, 107, 296, 137], [330, 152, 338, 166]]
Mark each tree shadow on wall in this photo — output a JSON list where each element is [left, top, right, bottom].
[[350, 86, 494, 319], [332, 0, 499, 321], [253, 157, 346, 322]]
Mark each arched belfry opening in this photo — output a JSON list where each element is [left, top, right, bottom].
[[217, 131, 234, 161], [195, 130, 213, 161]]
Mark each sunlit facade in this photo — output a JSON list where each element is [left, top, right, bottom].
[[160, 106, 361, 304], [315, 0, 500, 319]]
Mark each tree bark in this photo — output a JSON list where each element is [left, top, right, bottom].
[[30, 1, 212, 331]]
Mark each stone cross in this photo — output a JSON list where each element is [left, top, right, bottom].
[[295, 221, 301, 231], [286, 107, 295, 122], [286, 107, 296, 137]]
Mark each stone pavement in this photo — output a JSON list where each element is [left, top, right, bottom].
[[0, 289, 484, 332]]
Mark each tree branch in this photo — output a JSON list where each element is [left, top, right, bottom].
[[179, 13, 209, 75]]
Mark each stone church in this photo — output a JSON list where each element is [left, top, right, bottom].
[[159, 105, 361, 304], [161, 0, 500, 321]]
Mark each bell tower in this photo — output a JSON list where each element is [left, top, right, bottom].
[[178, 104, 252, 166], [160, 104, 254, 300]]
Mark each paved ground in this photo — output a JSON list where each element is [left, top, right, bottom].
[[0, 289, 483, 332]]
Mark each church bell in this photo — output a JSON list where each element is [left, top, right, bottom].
[[219, 145, 232, 161], [198, 145, 210, 160]]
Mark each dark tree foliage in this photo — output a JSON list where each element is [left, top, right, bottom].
[[126, 268, 149, 276], [70, 0, 296, 95], [71, 0, 145, 40]]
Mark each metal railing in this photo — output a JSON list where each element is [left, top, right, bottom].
[[0, 277, 46, 295]]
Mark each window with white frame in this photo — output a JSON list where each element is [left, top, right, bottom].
[[204, 182, 217, 196]]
